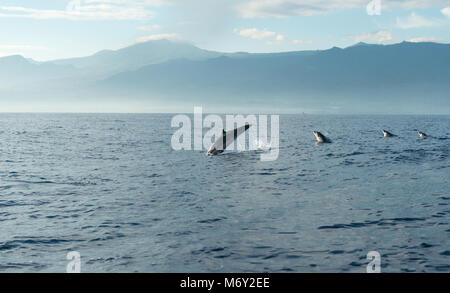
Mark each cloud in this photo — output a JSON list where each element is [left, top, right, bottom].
[[442, 7, 450, 18], [266, 34, 287, 45], [408, 37, 445, 43], [292, 39, 312, 45], [387, 0, 449, 9], [84, 0, 168, 5], [136, 33, 179, 42], [237, 0, 342, 18], [0, 45, 47, 51], [235, 28, 294, 44], [236, 0, 450, 18], [234, 28, 276, 40], [354, 30, 392, 44], [0, 0, 168, 20], [275, 34, 285, 41], [396, 12, 439, 29], [138, 24, 162, 31]]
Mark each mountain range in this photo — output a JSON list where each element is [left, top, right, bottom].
[[1, 39, 449, 113]]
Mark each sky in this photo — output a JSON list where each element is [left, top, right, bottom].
[[0, 0, 449, 61]]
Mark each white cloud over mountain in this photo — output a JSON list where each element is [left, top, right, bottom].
[[354, 30, 392, 44], [408, 37, 444, 43], [234, 28, 276, 40], [396, 12, 440, 29], [136, 33, 179, 42]]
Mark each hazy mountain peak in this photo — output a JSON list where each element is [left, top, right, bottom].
[[348, 42, 376, 48], [329, 46, 343, 51], [0, 55, 37, 67], [117, 39, 201, 55], [50, 38, 221, 75], [0, 54, 27, 62]]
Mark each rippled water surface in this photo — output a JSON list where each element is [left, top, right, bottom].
[[0, 114, 449, 272]]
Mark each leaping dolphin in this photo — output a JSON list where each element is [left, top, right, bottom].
[[206, 124, 251, 156], [313, 131, 331, 143]]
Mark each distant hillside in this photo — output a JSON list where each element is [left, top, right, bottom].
[[101, 41, 450, 113], [51, 39, 222, 77], [0, 55, 76, 88], [0, 40, 449, 113]]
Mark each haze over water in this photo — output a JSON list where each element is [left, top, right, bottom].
[[0, 114, 449, 272]]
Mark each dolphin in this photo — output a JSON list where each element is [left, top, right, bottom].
[[206, 124, 251, 156], [418, 131, 428, 137], [313, 131, 331, 143], [382, 130, 395, 137]]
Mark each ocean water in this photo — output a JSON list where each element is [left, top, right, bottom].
[[0, 113, 449, 273]]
